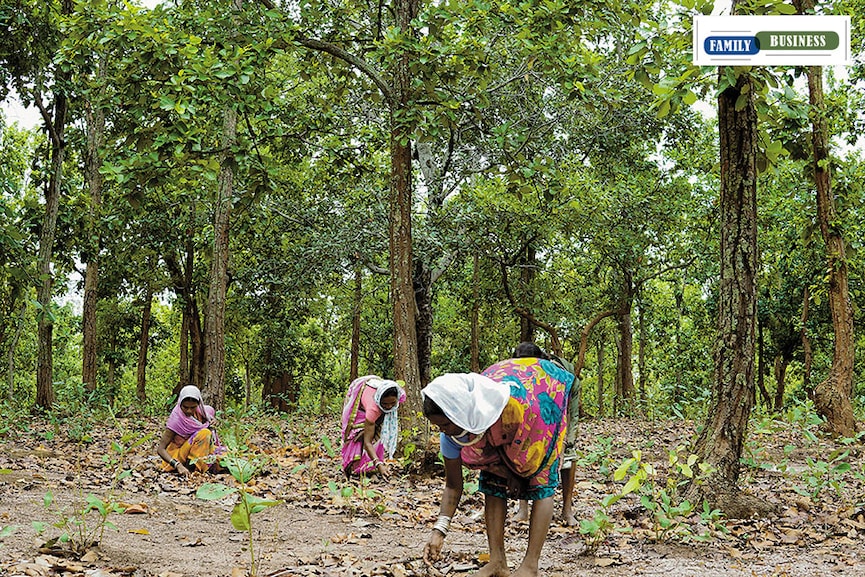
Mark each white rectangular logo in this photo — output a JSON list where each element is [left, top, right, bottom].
[[693, 15, 851, 66]]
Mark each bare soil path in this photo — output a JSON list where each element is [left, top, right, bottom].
[[1, 416, 863, 576]]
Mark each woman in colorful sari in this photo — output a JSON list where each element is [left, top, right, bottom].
[[340, 375, 406, 479], [157, 385, 224, 477], [421, 357, 575, 577]]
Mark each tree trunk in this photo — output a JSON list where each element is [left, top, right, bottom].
[[597, 338, 605, 417], [34, 93, 68, 410], [615, 308, 635, 413], [204, 94, 238, 412], [7, 299, 26, 402], [414, 261, 433, 387], [801, 284, 812, 393], [136, 285, 153, 401], [81, 89, 105, 393], [350, 266, 362, 382], [389, 0, 422, 421], [688, 65, 774, 518], [518, 244, 536, 343], [470, 254, 480, 373], [637, 291, 647, 409], [803, 64, 856, 437], [773, 355, 788, 413], [757, 317, 771, 408]]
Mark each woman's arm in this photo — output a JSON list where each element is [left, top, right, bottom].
[[424, 456, 464, 564], [362, 419, 389, 477], [157, 428, 190, 477]]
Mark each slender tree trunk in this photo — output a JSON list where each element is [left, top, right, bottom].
[[674, 285, 684, 402], [136, 285, 153, 401], [7, 299, 26, 402], [35, 94, 69, 410], [803, 63, 856, 436], [757, 318, 771, 408], [191, 298, 205, 389], [470, 254, 480, 373], [688, 64, 774, 518], [414, 262, 433, 387], [350, 266, 362, 382], [616, 307, 635, 412], [205, 82, 239, 411], [518, 244, 536, 343], [801, 285, 813, 393], [773, 355, 788, 412], [597, 339, 605, 417], [82, 89, 105, 392], [637, 293, 647, 409], [107, 331, 117, 399], [389, 0, 422, 420]]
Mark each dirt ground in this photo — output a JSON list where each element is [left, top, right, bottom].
[[1, 416, 863, 577]]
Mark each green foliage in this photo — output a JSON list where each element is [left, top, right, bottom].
[[37, 489, 124, 554], [196, 408, 280, 577]]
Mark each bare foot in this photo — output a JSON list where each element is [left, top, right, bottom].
[[471, 561, 510, 577], [562, 511, 578, 527], [511, 567, 539, 577]]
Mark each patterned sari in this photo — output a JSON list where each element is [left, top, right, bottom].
[[460, 357, 574, 500], [340, 375, 406, 475]]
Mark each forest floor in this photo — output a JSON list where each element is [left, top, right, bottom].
[[0, 410, 863, 577]]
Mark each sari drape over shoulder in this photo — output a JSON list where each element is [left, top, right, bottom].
[[340, 375, 406, 475], [161, 385, 224, 473], [435, 358, 574, 500]]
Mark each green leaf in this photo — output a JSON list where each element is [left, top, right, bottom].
[[621, 474, 643, 495], [613, 458, 635, 481], [0, 525, 17, 538], [230, 502, 251, 531], [244, 494, 281, 515]]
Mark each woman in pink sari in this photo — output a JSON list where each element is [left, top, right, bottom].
[[340, 375, 406, 478], [157, 385, 224, 477]]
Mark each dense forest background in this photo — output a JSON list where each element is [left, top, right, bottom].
[[0, 0, 863, 447]]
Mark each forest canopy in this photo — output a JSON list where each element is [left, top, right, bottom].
[[0, 0, 862, 435]]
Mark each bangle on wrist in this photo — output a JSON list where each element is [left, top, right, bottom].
[[373, 459, 382, 466], [169, 459, 179, 469], [433, 515, 451, 537]]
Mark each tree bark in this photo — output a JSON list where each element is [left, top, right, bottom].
[[597, 339, 605, 418], [518, 244, 537, 343], [413, 261, 433, 387], [615, 307, 635, 412], [136, 285, 153, 401], [801, 284, 813, 393], [7, 299, 26, 402], [757, 317, 771, 409], [204, 73, 239, 411], [773, 355, 788, 413], [34, 81, 69, 410], [389, 0, 422, 421], [82, 85, 105, 393], [350, 266, 362, 382], [688, 66, 775, 518], [470, 253, 480, 373], [803, 63, 857, 437]]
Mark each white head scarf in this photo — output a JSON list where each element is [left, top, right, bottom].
[[366, 378, 406, 458], [421, 373, 509, 434], [177, 385, 203, 405]]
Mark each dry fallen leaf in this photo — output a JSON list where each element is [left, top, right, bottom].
[[120, 502, 149, 514], [129, 528, 150, 535]]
